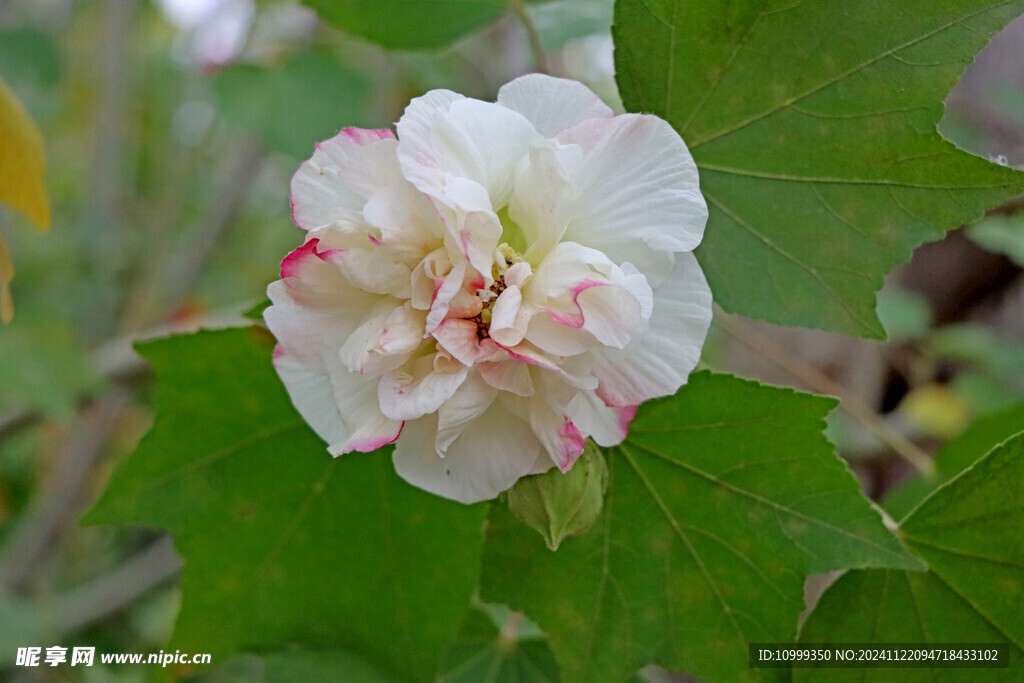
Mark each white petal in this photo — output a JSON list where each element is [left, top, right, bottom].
[[523, 313, 596, 357], [398, 96, 541, 209], [392, 404, 541, 504], [379, 354, 469, 421], [510, 141, 580, 264], [291, 128, 399, 232], [558, 114, 707, 280], [274, 345, 402, 455], [362, 182, 445, 266], [478, 359, 535, 397], [410, 248, 451, 311], [589, 252, 713, 406], [339, 303, 426, 376], [431, 179, 503, 278], [497, 74, 614, 137], [436, 371, 498, 454], [320, 247, 411, 297], [273, 345, 350, 450], [488, 285, 530, 347], [425, 261, 468, 334]]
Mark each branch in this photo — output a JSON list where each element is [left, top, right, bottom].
[[54, 535, 182, 634], [715, 313, 936, 478], [509, 0, 550, 75], [0, 391, 130, 591]]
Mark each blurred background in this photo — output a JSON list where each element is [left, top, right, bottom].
[[0, 0, 1020, 680]]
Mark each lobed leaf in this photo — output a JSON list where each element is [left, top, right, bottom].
[[797, 432, 1024, 681], [614, 0, 1024, 337], [84, 328, 488, 682], [481, 372, 921, 683]]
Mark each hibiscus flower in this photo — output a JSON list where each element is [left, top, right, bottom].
[[265, 74, 712, 503]]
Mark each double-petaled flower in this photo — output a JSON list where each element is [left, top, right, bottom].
[[265, 74, 712, 503]]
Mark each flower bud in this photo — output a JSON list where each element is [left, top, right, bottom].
[[507, 441, 607, 551]]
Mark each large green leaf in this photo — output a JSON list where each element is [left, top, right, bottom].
[[613, 0, 1024, 337], [84, 328, 488, 682], [188, 647, 400, 683], [439, 607, 561, 682], [797, 432, 1024, 681], [480, 372, 922, 683], [884, 402, 1024, 520], [303, 0, 546, 51]]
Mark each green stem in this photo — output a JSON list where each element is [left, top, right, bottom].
[[509, 0, 550, 74]]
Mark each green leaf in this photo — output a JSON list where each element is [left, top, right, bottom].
[[925, 323, 1024, 382], [439, 608, 560, 682], [480, 372, 921, 683], [0, 592, 41, 667], [187, 648, 400, 682], [211, 50, 371, 158], [797, 432, 1024, 681], [884, 402, 1024, 520], [533, 0, 614, 51], [967, 213, 1024, 267], [84, 328, 488, 682], [613, 0, 1024, 337], [875, 286, 932, 343], [302, 0, 546, 51]]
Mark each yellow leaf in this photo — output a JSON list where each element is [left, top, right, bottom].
[[899, 384, 971, 439], [0, 74, 50, 230], [0, 234, 12, 323], [0, 74, 52, 323]]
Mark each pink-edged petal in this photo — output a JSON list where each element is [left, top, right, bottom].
[[290, 128, 399, 232], [266, 240, 392, 367], [435, 371, 498, 454], [378, 354, 470, 421], [574, 276, 650, 349], [398, 96, 542, 209], [274, 345, 402, 455], [392, 404, 541, 504], [567, 390, 636, 447], [523, 312, 596, 357], [425, 261, 470, 334], [432, 318, 503, 367], [431, 179, 503, 278], [529, 403, 586, 473], [558, 114, 706, 281], [497, 74, 614, 137], [590, 252, 712, 407], [521, 241, 652, 352]]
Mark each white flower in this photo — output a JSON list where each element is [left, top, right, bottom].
[[265, 74, 712, 504]]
